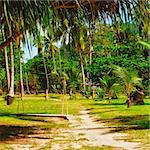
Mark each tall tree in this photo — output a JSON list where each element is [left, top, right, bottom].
[[1, 27, 10, 91], [17, 33, 24, 97], [7, 24, 14, 104]]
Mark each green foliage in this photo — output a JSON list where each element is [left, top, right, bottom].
[[96, 87, 105, 99], [83, 98, 150, 145]]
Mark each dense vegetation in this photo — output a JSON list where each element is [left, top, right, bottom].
[[0, 0, 149, 103], [0, 1, 149, 149]]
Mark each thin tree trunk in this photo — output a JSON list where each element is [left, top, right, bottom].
[[25, 72, 30, 94], [7, 27, 14, 104], [52, 50, 56, 73], [1, 28, 10, 91], [58, 49, 62, 74], [78, 46, 86, 94], [127, 84, 131, 108], [58, 48, 63, 93], [42, 52, 49, 100], [18, 33, 24, 97], [89, 36, 93, 65], [89, 23, 94, 90]]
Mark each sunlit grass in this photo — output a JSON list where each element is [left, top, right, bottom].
[[0, 94, 83, 115], [0, 95, 149, 148], [82, 98, 150, 146], [0, 94, 83, 148]]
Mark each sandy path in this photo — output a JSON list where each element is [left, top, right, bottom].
[[7, 109, 141, 150], [50, 110, 141, 150]]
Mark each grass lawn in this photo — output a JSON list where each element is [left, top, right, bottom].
[[0, 94, 149, 149], [0, 94, 83, 115], [82, 98, 150, 147], [0, 94, 83, 149]]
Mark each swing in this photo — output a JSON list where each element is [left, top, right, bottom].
[[11, 86, 69, 120]]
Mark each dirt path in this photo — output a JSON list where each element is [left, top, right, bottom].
[[50, 110, 141, 150], [7, 109, 141, 150]]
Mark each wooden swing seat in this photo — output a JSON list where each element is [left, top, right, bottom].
[[11, 113, 69, 120]]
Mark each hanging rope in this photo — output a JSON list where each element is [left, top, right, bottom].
[[62, 79, 68, 115], [17, 95, 24, 114]]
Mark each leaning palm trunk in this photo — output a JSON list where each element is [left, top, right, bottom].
[[2, 28, 10, 91], [78, 46, 86, 94], [7, 27, 14, 105], [18, 33, 24, 97]]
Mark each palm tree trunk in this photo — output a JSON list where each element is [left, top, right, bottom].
[[1, 28, 10, 91], [58, 49, 62, 74], [7, 27, 14, 104], [89, 23, 94, 90], [18, 33, 24, 97], [78, 46, 86, 94], [25, 72, 30, 94], [127, 84, 131, 108], [42, 52, 49, 100], [52, 50, 56, 73]]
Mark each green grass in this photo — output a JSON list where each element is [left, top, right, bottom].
[[82, 98, 150, 146], [0, 94, 83, 148], [0, 94, 149, 149], [0, 94, 83, 115]]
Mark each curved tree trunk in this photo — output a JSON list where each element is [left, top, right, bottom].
[[2, 28, 10, 91]]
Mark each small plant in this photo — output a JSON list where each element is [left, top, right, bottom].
[[96, 87, 105, 99]]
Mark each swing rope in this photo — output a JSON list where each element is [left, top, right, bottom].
[[62, 79, 69, 115], [17, 95, 24, 114]]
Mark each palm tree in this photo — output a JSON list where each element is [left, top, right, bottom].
[[0, 0, 148, 99], [99, 75, 119, 102], [17, 32, 24, 97], [7, 23, 14, 104], [1, 27, 10, 92], [34, 34, 50, 99], [113, 66, 142, 107], [45, 34, 58, 74], [0, 0, 49, 103]]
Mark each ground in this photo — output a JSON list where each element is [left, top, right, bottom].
[[0, 94, 149, 150]]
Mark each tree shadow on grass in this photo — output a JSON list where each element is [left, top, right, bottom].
[[14, 116, 53, 123], [100, 115, 150, 134], [89, 110, 117, 115], [92, 101, 150, 106], [92, 103, 125, 106], [143, 102, 150, 105], [50, 95, 61, 99], [0, 125, 36, 141], [0, 114, 56, 142]]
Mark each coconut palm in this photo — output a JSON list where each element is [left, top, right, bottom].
[[99, 75, 120, 101], [0, 0, 148, 100], [113, 66, 142, 107], [1, 27, 10, 92], [0, 0, 50, 103]]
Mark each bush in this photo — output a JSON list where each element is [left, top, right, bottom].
[[96, 87, 105, 99]]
